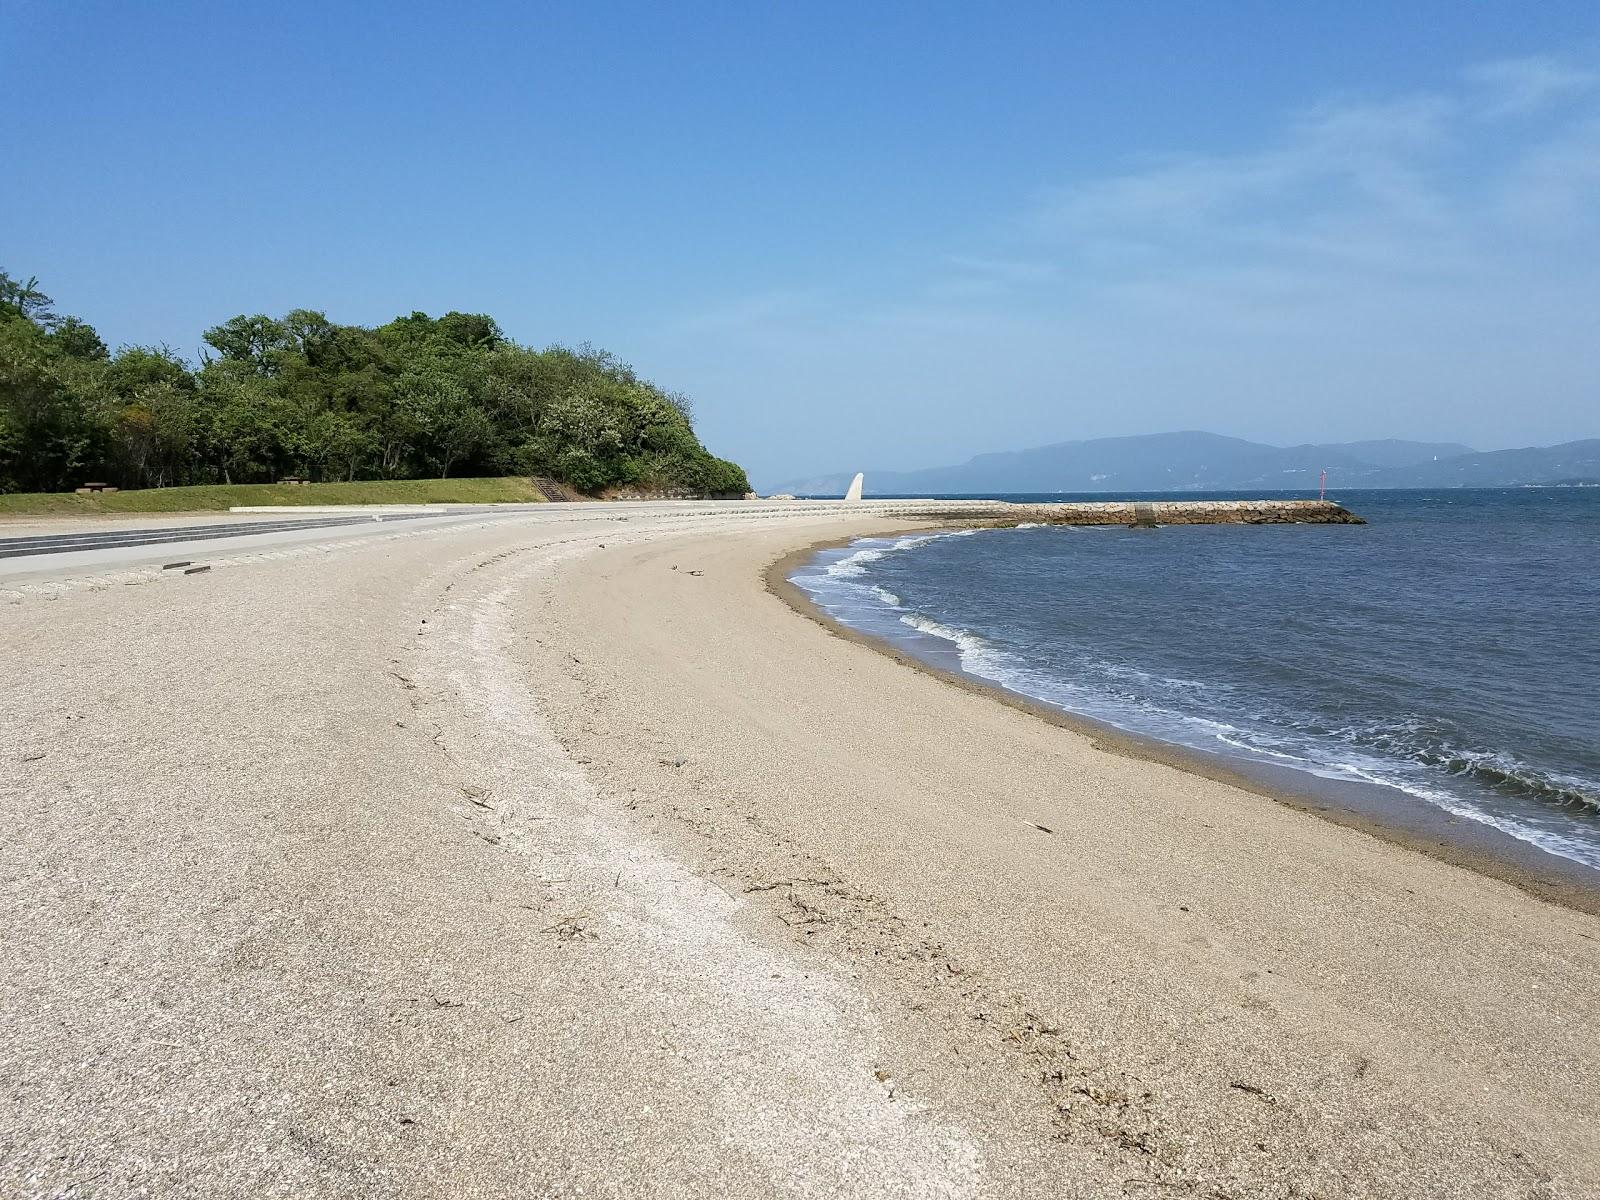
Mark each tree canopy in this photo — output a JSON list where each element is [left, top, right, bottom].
[[0, 270, 750, 496]]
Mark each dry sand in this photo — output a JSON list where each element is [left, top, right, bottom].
[[3, 508, 1597, 1198]]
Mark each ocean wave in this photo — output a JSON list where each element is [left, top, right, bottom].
[[824, 546, 886, 579], [1213, 731, 1313, 764], [898, 612, 994, 660], [1427, 749, 1600, 814], [1331, 760, 1600, 869], [824, 531, 956, 578], [1091, 661, 1213, 693], [1286, 714, 1600, 815]]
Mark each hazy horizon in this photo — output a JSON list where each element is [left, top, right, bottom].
[[762, 429, 1600, 494], [6, 3, 1599, 486], [767, 430, 1560, 488]]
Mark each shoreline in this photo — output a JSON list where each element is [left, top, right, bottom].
[[526, 511, 1600, 1192], [766, 527, 1600, 917], [10, 506, 1599, 1196]]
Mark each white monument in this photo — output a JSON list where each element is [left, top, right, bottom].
[[844, 472, 865, 502]]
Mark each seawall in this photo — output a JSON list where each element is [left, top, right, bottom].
[[866, 498, 1365, 526]]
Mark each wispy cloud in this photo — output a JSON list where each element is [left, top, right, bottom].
[[995, 57, 1600, 320], [1494, 115, 1600, 233], [666, 288, 833, 333], [1026, 99, 1453, 271], [941, 254, 1059, 284], [1466, 55, 1596, 117], [1026, 93, 1457, 248]]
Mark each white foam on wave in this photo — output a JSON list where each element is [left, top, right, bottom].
[[1330, 760, 1600, 870], [824, 532, 948, 579], [1437, 747, 1600, 812], [898, 612, 993, 660], [1213, 731, 1313, 764], [824, 546, 886, 579], [822, 527, 988, 580], [894, 613, 1029, 686], [1280, 716, 1600, 815], [1094, 661, 1213, 693], [1157, 707, 1600, 867]]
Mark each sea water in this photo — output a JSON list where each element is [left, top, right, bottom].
[[791, 489, 1600, 875]]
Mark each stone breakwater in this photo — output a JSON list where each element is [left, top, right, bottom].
[[998, 498, 1365, 526], [859, 498, 1365, 526]]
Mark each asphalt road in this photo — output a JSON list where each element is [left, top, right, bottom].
[[0, 511, 449, 559], [0, 499, 1000, 588]]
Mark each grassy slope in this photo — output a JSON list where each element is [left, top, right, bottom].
[[0, 477, 548, 515]]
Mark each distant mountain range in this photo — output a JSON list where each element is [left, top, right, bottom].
[[773, 433, 1600, 496]]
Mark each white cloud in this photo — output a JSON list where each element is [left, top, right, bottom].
[[666, 288, 832, 333], [1495, 116, 1600, 233], [1004, 58, 1600, 310], [1025, 95, 1464, 269], [1466, 56, 1596, 117], [941, 254, 1059, 284]]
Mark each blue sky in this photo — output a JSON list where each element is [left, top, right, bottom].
[[5, 2, 1599, 487]]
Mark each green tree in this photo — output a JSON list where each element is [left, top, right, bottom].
[[0, 272, 56, 325], [3, 271, 751, 496], [47, 317, 109, 361], [203, 314, 291, 375], [0, 328, 106, 491]]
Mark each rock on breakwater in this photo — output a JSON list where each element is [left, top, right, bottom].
[[891, 499, 1365, 526]]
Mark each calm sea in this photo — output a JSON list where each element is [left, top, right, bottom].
[[791, 489, 1600, 875]]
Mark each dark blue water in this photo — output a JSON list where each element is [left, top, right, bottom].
[[792, 489, 1600, 872]]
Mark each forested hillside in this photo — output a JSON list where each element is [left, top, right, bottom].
[[0, 271, 749, 496]]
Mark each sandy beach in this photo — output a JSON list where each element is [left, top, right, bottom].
[[4, 506, 1597, 1198]]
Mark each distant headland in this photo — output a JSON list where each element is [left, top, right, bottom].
[[774, 431, 1600, 496]]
